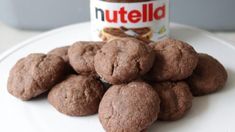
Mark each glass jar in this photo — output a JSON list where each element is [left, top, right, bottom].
[[90, 0, 169, 42]]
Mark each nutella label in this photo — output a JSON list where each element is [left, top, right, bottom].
[[90, 0, 169, 42]]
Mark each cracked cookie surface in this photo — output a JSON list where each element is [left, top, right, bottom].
[[99, 81, 160, 132], [187, 53, 228, 96], [48, 46, 75, 74], [68, 41, 104, 75], [152, 81, 193, 121], [7, 53, 66, 100], [146, 38, 199, 81], [48, 46, 70, 63], [48, 75, 105, 116], [94, 37, 155, 84]]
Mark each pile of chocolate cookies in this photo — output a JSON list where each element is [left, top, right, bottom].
[[7, 37, 228, 132]]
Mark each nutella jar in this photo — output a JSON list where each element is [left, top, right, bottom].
[[90, 0, 169, 42]]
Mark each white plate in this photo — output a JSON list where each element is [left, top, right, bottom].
[[0, 22, 235, 132]]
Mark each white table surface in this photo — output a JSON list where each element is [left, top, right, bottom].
[[1, 22, 235, 54]]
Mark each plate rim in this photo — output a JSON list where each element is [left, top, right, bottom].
[[1, 22, 235, 63]]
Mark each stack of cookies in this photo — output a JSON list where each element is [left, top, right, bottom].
[[7, 37, 228, 132]]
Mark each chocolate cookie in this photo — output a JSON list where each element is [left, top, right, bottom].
[[99, 81, 160, 132], [7, 53, 66, 101], [48, 46, 70, 62], [152, 81, 193, 121], [48, 75, 105, 116], [94, 37, 155, 84], [48, 46, 75, 74], [68, 41, 104, 75], [146, 38, 199, 81], [187, 53, 228, 96]]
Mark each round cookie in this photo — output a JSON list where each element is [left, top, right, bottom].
[[48, 46, 70, 63], [187, 53, 228, 96], [94, 37, 155, 84], [152, 81, 193, 121], [48, 46, 75, 74], [7, 53, 66, 101], [99, 81, 160, 132], [48, 75, 105, 116], [147, 38, 199, 81], [68, 41, 104, 75]]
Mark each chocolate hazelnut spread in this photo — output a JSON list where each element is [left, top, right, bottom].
[[90, 0, 169, 42], [100, 27, 153, 43]]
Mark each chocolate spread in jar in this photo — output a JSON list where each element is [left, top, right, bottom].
[[90, 0, 169, 42]]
